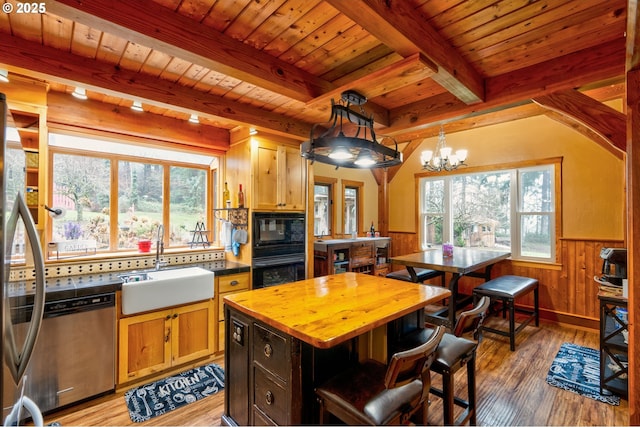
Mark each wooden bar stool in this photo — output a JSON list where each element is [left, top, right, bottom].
[[472, 275, 539, 351], [391, 297, 490, 426], [315, 326, 445, 425], [386, 268, 445, 285]]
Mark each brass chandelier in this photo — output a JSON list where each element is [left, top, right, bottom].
[[300, 90, 402, 168]]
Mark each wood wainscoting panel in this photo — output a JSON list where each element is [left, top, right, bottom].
[[389, 232, 624, 328]]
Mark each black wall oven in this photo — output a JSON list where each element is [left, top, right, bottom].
[[252, 212, 306, 288]]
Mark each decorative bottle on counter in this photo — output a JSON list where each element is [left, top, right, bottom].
[[370, 222, 375, 235], [238, 184, 245, 208], [223, 182, 231, 208]]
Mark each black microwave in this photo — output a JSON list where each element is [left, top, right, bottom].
[[252, 212, 305, 258]]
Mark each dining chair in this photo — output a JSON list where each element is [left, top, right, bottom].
[[315, 325, 445, 425]]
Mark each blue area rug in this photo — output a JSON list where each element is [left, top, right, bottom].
[[546, 342, 620, 405], [124, 363, 225, 422]]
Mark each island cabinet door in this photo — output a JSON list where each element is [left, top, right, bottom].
[[252, 323, 302, 425], [224, 308, 252, 427], [223, 307, 304, 426]]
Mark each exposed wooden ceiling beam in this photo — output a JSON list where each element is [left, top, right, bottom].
[[47, 91, 230, 153], [47, 0, 334, 103], [532, 89, 626, 153], [326, 0, 484, 104], [306, 53, 437, 110], [542, 110, 624, 160], [388, 39, 625, 136], [0, 34, 312, 139], [386, 83, 626, 182]]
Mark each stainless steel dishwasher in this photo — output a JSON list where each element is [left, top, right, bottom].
[[3, 292, 116, 415]]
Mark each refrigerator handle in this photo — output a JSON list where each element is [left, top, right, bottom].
[[3, 193, 45, 383]]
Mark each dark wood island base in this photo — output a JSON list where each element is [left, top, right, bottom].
[[221, 273, 450, 426]]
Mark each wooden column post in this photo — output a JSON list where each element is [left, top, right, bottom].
[[626, 1, 639, 423]]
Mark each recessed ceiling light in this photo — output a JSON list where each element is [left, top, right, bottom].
[[131, 101, 143, 112], [71, 87, 87, 100], [0, 69, 9, 83], [189, 114, 199, 124]]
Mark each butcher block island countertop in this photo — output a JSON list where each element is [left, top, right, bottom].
[[222, 273, 451, 426], [223, 272, 451, 348]]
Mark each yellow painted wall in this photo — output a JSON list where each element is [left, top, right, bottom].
[[389, 115, 625, 240], [311, 162, 380, 237]]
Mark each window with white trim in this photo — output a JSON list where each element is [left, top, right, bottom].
[[419, 163, 556, 262]]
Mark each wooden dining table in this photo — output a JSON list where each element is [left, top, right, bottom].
[[391, 247, 511, 328]]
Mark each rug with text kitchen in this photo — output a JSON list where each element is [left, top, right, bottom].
[[124, 363, 225, 422]]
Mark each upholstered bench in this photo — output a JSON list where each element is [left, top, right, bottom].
[[386, 268, 445, 285], [472, 275, 539, 351]]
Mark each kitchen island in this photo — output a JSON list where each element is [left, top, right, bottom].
[[222, 272, 450, 426]]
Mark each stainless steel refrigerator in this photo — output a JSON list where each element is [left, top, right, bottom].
[[1, 92, 47, 425]]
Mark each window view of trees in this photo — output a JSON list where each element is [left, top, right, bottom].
[[344, 187, 358, 235], [451, 172, 511, 249], [420, 164, 555, 261], [518, 169, 554, 258], [169, 166, 207, 245], [314, 183, 331, 236], [52, 153, 111, 249], [50, 134, 212, 256], [118, 160, 163, 249]]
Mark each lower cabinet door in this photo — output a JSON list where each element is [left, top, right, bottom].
[[172, 300, 215, 365], [118, 309, 172, 383]]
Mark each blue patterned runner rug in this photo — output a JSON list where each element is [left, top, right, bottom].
[[546, 342, 620, 405], [124, 363, 225, 422]]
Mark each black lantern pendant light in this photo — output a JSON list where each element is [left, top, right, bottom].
[[300, 90, 402, 168]]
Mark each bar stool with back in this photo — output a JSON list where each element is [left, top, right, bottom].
[[391, 296, 490, 426], [315, 326, 446, 425]]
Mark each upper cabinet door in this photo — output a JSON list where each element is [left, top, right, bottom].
[[253, 142, 306, 211], [279, 145, 305, 211]]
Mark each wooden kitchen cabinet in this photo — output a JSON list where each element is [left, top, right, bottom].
[[216, 272, 250, 353], [253, 142, 306, 211], [4, 77, 48, 230], [225, 308, 302, 425], [118, 299, 214, 384], [8, 106, 46, 227]]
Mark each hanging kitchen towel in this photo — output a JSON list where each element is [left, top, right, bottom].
[[221, 221, 233, 252], [231, 228, 240, 256]]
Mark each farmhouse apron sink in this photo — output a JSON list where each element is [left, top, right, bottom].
[[121, 267, 214, 315]]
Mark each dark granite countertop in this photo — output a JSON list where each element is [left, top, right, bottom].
[[9, 260, 250, 304]]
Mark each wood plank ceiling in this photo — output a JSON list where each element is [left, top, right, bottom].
[[0, 0, 628, 151]]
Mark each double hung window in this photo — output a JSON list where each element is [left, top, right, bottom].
[[419, 162, 557, 262]]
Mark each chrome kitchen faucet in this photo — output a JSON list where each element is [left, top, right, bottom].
[[155, 224, 166, 270]]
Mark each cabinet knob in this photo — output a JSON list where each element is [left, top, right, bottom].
[[264, 343, 273, 358], [166, 314, 171, 320], [173, 313, 178, 319], [265, 390, 274, 405], [230, 280, 239, 286]]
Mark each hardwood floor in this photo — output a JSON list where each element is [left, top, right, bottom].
[[44, 318, 628, 426]]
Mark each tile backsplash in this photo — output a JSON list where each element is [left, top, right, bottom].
[[10, 250, 226, 281]]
